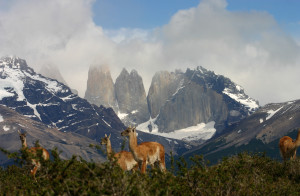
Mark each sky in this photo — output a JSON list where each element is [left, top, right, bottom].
[[0, 0, 300, 106]]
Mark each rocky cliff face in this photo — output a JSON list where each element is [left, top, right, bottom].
[[115, 68, 149, 125], [84, 65, 117, 111], [147, 70, 184, 118], [138, 66, 259, 142], [156, 80, 228, 132]]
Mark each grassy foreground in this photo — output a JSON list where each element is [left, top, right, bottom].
[[1, 150, 300, 195]]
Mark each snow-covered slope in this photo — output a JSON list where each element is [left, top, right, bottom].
[[0, 56, 124, 140], [137, 120, 216, 142], [189, 66, 259, 112]]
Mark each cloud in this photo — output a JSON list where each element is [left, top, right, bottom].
[[157, 0, 300, 105], [104, 28, 152, 43], [0, 0, 300, 105]]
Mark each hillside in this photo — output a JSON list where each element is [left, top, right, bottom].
[[183, 99, 300, 164], [0, 105, 105, 166]]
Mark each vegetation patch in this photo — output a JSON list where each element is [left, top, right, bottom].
[[1, 147, 300, 195]]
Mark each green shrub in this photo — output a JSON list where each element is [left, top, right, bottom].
[[1, 148, 300, 195]]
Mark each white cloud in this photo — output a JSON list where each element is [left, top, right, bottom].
[[156, 0, 300, 105], [0, 0, 300, 105], [104, 28, 152, 43]]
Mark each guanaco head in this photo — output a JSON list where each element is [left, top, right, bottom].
[[121, 126, 136, 137], [18, 130, 27, 143], [100, 134, 111, 145]]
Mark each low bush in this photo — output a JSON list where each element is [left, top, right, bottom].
[[1, 149, 300, 195]]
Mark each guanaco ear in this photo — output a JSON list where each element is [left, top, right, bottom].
[[108, 134, 111, 139], [105, 134, 107, 137], [18, 130, 21, 135]]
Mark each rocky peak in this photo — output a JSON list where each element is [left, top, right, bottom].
[[186, 67, 259, 112], [120, 68, 129, 75], [0, 56, 34, 74], [147, 71, 184, 118], [115, 68, 149, 125], [84, 65, 117, 110]]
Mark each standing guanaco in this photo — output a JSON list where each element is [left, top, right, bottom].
[[18, 130, 50, 176], [121, 127, 166, 173], [279, 128, 300, 161], [100, 134, 138, 171]]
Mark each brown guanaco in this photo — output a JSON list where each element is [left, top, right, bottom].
[[18, 130, 50, 176], [121, 127, 166, 173], [279, 128, 300, 161], [100, 134, 138, 171]]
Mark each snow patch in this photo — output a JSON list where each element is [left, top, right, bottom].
[[61, 94, 76, 101], [223, 87, 259, 111], [172, 79, 185, 97], [102, 119, 111, 127], [131, 110, 138, 114], [266, 107, 283, 120], [0, 115, 3, 122], [137, 116, 159, 133], [117, 111, 128, 120], [3, 125, 9, 131], [138, 120, 216, 141], [26, 102, 41, 121], [260, 119, 264, 123]]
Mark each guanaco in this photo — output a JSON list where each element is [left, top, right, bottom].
[[100, 134, 138, 171], [279, 128, 300, 161], [121, 127, 166, 173], [18, 130, 50, 176]]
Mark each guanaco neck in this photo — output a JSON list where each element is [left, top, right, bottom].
[[294, 130, 300, 147], [106, 139, 113, 157], [21, 137, 28, 149], [128, 132, 138, 153]]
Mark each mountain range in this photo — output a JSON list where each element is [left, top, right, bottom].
[[0, 56, 190, 165], [85, 65, 259, 143], [1, 55, 298, 167]]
